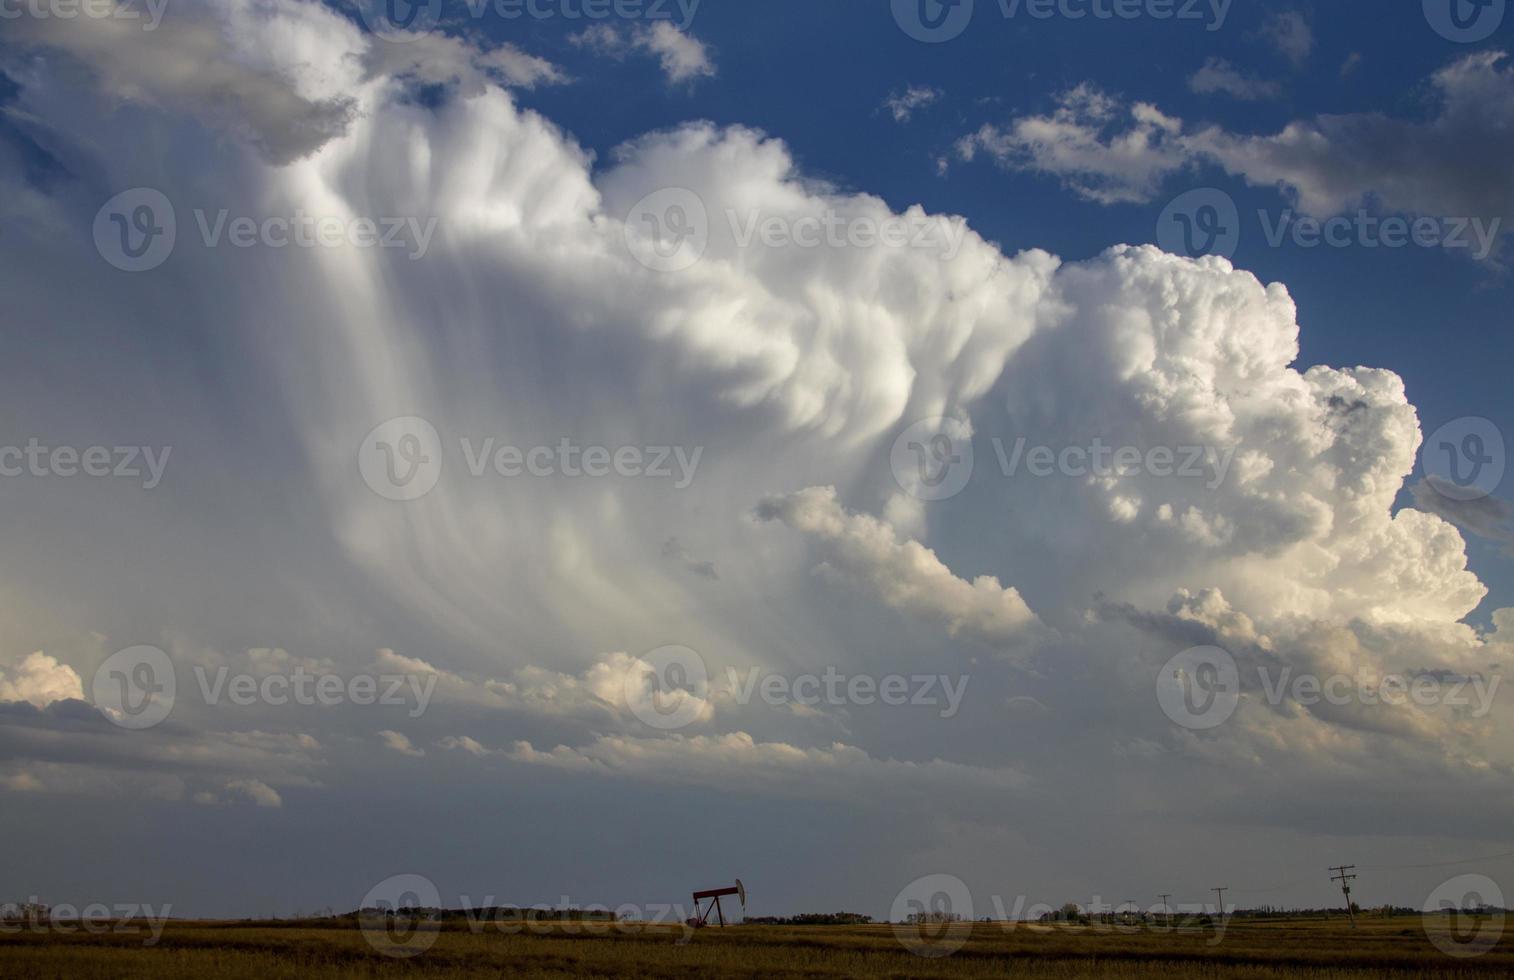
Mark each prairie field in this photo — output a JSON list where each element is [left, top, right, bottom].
[[1, 916, 1510, 979]]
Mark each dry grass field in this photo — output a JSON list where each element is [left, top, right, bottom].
[[1, 915, 1511, 978]]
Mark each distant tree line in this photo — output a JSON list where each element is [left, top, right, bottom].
[[744, 912, 873, 925]]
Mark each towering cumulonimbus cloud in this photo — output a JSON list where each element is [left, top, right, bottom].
[[0, 0, 1508, 830]]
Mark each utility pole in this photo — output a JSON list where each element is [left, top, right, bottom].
[[1329, 866, 1358, 928], [1213, 888, 1228, 923], [1158, 894, 1172, 921]]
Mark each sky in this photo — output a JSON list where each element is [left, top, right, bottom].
[[1, 0, 1513, 926]]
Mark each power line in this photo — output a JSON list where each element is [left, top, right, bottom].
[[1361, 848, 1514, 872], [1329, 866, 1358, 928]]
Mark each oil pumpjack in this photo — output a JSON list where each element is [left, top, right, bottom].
[[686, 879, 745, 927]]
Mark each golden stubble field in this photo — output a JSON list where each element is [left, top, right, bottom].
[[1, 916, 1510, 978]]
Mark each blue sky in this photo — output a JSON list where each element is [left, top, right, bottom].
[[1, 0, 1513, 926]]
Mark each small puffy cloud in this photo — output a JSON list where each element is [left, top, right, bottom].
[[1190, 52, 1514, 226], [959, 54, 1514, 258], [196, 779, 284, 808], [1412, 479, 1514, 552], [882, 84, 944, 123], [4, 0, 364, 164], [1261, 11, 1313, 66], [365, 34, 567, 93], [1188, 58, 1282, 101], [377, 730, 425, 757], [757, 486, 1041, 646], [0, 652, 83, 708], [571, 23, 714, 84], [957, 83, 1188, 204], [437, 735, 491, 757]]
